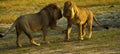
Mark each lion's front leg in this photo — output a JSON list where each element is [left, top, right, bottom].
[[78, 24, 84, 40], [65, 23, 72, 41], [41, 27, 50, 44], [82, 23, 87, 36]]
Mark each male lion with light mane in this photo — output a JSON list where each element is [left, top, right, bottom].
[[0, 3, 64, 47], [63, 1, 108, 41]]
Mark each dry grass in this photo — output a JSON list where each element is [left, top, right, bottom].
[[0, 15, 120, 54], [0, 0, 120, 23], [0, 0, 120, 54]]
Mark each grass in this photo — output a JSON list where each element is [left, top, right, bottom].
[[0, 0, 120, 54], [0, 28, 120, 54], [0, 0, 120, 23]]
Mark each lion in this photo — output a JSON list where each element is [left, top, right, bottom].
[[63, 1, 108, 41], [0, 3, 64, 47]]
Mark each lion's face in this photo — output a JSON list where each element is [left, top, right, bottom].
[[63, 1, 72, 17], [54, 8, 62, 19], [63, 1, 75, 19], [48, 4, 62, 20]]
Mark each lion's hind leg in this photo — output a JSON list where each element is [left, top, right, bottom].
[[16, 27, 22, 47], [88, 18, 93, 39], [88, 25, 92, 39], [23, 28, 40, 46]]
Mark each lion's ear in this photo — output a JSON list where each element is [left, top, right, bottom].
[[68, 2, 72, 6], [65, 1, 72, 6]]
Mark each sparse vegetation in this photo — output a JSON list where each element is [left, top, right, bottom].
[[0, 0, 120, 23], [0, 0, 120, 54], [0, 28, 120, 54]]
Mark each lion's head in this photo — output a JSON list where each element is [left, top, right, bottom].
[[40, 3, 62, 20], [63, 1, 76, 19]]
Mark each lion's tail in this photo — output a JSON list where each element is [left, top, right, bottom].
[[93, 16, 109, 30], [0, 21, 17, 38]]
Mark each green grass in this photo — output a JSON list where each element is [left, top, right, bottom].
[[0, 0, 120, 23], [0, 28, 120, 54]]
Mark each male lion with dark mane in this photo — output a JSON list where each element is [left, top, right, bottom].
[[0, 3, 64, 47], [63, 1, 108, 41]]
